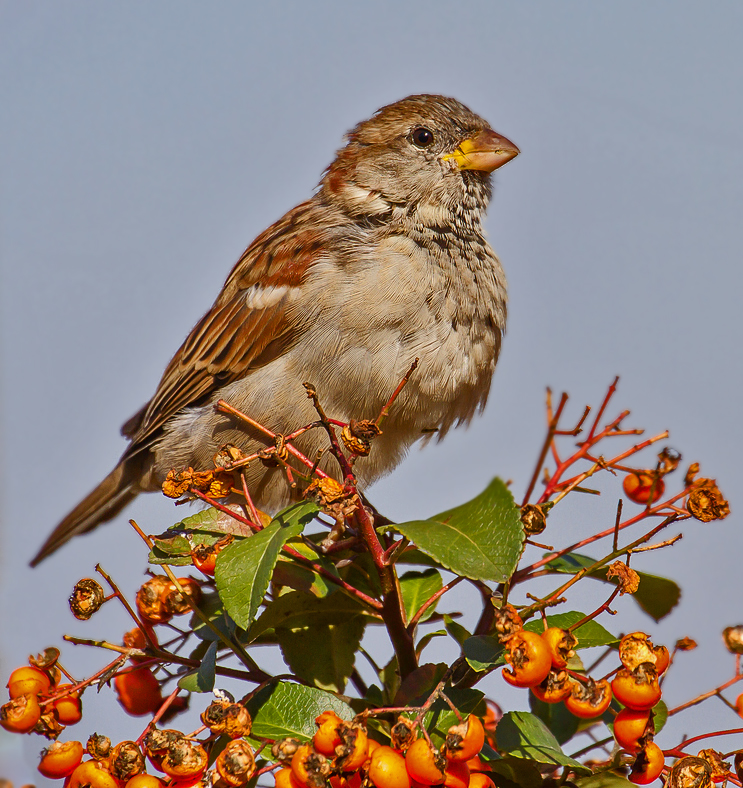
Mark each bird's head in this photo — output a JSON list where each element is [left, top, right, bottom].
[[320, 94, 519, 222]]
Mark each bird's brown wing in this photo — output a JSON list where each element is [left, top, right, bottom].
[[123, 199, 327, 451]]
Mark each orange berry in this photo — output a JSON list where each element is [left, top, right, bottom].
[[313, 715, 342, 756], [161, 739, 209, 779], [565, 679, 613, 719], [52, 684, 83, 725], [629, 742, 665, 784], [126, 776, 166, 788], [541, 628, 577, 669], [735, 693, 743, 718], [465, 755, 489, 772], [502, 631, 552, 688], [215, 739, 256, 786], [7, 665, 52, 699], [335, 723, 368, 772], [445, 715, 485, 762], [0, 693, 41, 733], [444, 761, 470, 788], [405, 738, 445, 785], [369, 746, 410, 788], [623, 472, 665, 505], [613, 708, 652, 753], [530, 670, 572, 704], [653, 645, 670, 676], [611, 668, 661, 711], [331, 774, 363, 788], [114, 666, 163, 716], [291, 743, 330, 787], [66, 760, 121, 788], [468, 775, 495, 788], [277, 767, 306, 788], [110, 740, 146, 781], [38, 740, 84, 778], [136, 576, 173, 625]]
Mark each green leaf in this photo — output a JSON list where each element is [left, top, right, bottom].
[[272, 558, 334, 598], [276, 616, 366, 693], [391, 479, 524, 583], [528, 693, 579, 745], [178, 641, 217, 693], [246, 681, 354, 740], [576, 774, 635, 788], [652, 700, 668, 734], [488, 757, 544, 788], [415, 630, 447, 659], [399, 569, 443, 624], [444, 615, 471, 647], [523, 611, 618, 648], [495, 711, 590, 774], [463, 636, 504, 672], [215, 504, 317, 629], [544, 553, 680, 621], [250, 591, 372, 639]]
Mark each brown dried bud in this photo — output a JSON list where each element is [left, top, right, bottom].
[[69, 578, 106, 620], [162, 467, 195, 498], [687, 481, 730, 522], [122, 626, 157, 662], [201, 699, 252, 739], [216, 739, 257, 786], [722, 626, 743, 654], [209, 471, 235, 498], [697, 750, 729, 780], [675, 636, 697, 651], [684, 463, 700, 487], [491, 602, 524, 641], [607, 561, 640, 595], [390, 717, 416, 751], [520, 504, 548, 536], [305, 477, 346, 505], [657, 447, 681, 475], [214, 443, 247, 469], [109, 740, 145, 780], [135, 576, 174, 624], [619, 633, 657, 671], [29, 647, 60, 672], [161, 577, 202, 617], [33, 709, 63, 740], [271, 738, 301, 763], [667, 756, 712, 788], [86, 732, 111, 759]]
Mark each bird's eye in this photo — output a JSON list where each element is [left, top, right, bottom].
[[410, 127, 435, 148]]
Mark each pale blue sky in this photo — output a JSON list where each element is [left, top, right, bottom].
[[2, 2, 742, 780]]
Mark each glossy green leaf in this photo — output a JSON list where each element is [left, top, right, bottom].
[[544, 553, 680, 621], [246, 681, 353, 740], [415, 630, 447, 659], [576, 774, 635, 788], [391, 479, 524, 583], [488, 757, 544, 788], [523, 611, 618, 648], [495, 711, 590, 774], [215, 503, 317, 629], [276, 616, 365, 693], [250, 590, 371, 639], [463, 636, 504, 671], [399, 569, 443, 624], [528, 693, 579, 745], [178, 640, 217, 693], [444, 615, 471, 646]]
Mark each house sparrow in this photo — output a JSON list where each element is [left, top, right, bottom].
[[32, 94, 518, 565]]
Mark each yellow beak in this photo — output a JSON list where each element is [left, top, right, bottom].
[[442, 129, 520, 173]]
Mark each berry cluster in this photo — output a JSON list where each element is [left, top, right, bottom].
[[273, 710, 490, 788]]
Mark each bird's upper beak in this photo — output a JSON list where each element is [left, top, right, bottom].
[[442, 129, 519, 173]]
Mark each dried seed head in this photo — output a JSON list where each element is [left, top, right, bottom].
[[86, 732, 112, 759], [201, 700, 252, 738], [390, 717, 415, 751], [520, 504, 548, 536], [684, 463, 700, 487], [305, 477, 346, 505], [697, 750, 729, 780], [29, 647, 60, 672], [110, 740, 145, 780], [214, 443, 247, 468], [69, 578, 106, 620], [687, 481, 730, 522], [216, 740, 257, 786], [136, 576, 173, 624], [162, 467, 196, 498], [667, 756, 713, 788], [722, 626, 743, 654], [491, 603, 524, 641], [272, 737, 302, 763], [619, 633, 657, 671], [33, 709, 64, 740], [675, 636, 697, 651]]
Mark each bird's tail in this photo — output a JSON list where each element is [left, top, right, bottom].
[[30, 461, 138, 566]]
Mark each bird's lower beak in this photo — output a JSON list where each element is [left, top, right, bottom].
[[442, 129, 519, 173]]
